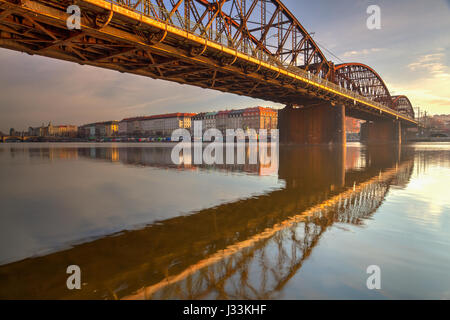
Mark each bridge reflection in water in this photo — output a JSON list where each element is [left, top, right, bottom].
[[0, 144, 414, 299]]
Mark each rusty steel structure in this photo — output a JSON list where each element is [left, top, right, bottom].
[[392, 95, 415, 119], [0, 0, 417, 126], [334, 63, 393, 108]]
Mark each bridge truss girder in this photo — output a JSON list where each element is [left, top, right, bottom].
[[334, 63, 393, 108], [392, 95, 415, 119], [0, 0, 417, 125], [114, 0, 332, 78], [0, 0, 336, 105]]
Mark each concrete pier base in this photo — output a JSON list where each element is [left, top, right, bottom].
[[279, 103, 346, 145], [360, 120, 402, 144]]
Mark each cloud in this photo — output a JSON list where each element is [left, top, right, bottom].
[[390, 51, 450, 114], [407, 53, 449, 77], [341, 48, 385, 59]]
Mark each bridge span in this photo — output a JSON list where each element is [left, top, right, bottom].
[[0, 0, 418, 144], [0, 135, 34, 142]]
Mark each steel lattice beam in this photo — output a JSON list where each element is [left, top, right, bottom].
[[0, 0, 417, 124]]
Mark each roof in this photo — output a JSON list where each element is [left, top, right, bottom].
[[229, 109, 245, 115], [122, 113, 196, 122], [217, 110, 231, 116], [244, 106, 278, 114], [80, 120, 119, 127]]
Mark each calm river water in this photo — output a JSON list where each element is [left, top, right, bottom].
[[0, 142, 449, 299]]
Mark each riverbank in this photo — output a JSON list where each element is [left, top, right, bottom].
[[408, 137, 450, 142]]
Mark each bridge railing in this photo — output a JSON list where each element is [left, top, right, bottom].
[[106, 1, 414, 121]]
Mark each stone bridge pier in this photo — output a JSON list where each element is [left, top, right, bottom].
[[360, 119, 404, 144], [278, 103, 346, 145]]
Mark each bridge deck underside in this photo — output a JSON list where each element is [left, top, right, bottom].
[[0, 0, 416, 126]]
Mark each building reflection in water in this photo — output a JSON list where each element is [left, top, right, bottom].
[[0, 143, 415, 299], [75, 144, 280, 177]]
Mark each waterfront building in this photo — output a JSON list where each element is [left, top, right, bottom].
[[52, 125, 78, 137], [99, 121, 119, 137], [191, 112, 206, 133], [117, 107, 277, 138], [120, 113, 196, 137], [78, 121, 118, 138], [118, 120, 128, 136], [227, 109, 245, 131], [191, 107, 278, 135], [125, 118, 144, 137], [29, 123, 77, 137], [77, 123, 96, 138], [242, 107, 278, 131], [216, 110, 230, 134], [205, 112, 218, 132], [191, 112, 218, 134], [144, 113, 195, 137]]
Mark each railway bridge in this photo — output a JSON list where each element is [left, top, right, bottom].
[[0, 0, 418, 144]]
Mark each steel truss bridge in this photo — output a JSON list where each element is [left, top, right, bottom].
[[0, 0, 417, 128], [0, 135, 33, 141]]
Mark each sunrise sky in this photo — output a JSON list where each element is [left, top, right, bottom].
[[0, 0, 449, 132]]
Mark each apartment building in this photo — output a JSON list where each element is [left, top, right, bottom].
[[195, 107, 278, 134], [216, 110, 230, 133], [78, 121, 119, 138], [28, 123, 78, 137], [242, 107, 278, 131], [120, 113, 195, 137], [192, 112, 219, 133]]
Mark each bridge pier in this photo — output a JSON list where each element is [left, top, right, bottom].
[[360, 119, 402, 144], [279, 103, 346, 145]]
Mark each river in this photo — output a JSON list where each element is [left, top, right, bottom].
[[0, 142, 449, 299]]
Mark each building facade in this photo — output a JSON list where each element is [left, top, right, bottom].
[[78, 121, 118, 138], [192, 107, 278, 135], [228, 109, 245, 131], [120, 113, 196, 137], [216, 110, 230, 133], [29, 123, 77, 137], [191, 112, 218, 134], [242, 107, 278, 132], [116, 107, 277, 138]]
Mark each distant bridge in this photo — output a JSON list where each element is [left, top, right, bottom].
[[0, 135, 34, 142], [0, 0, 418, 144]]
